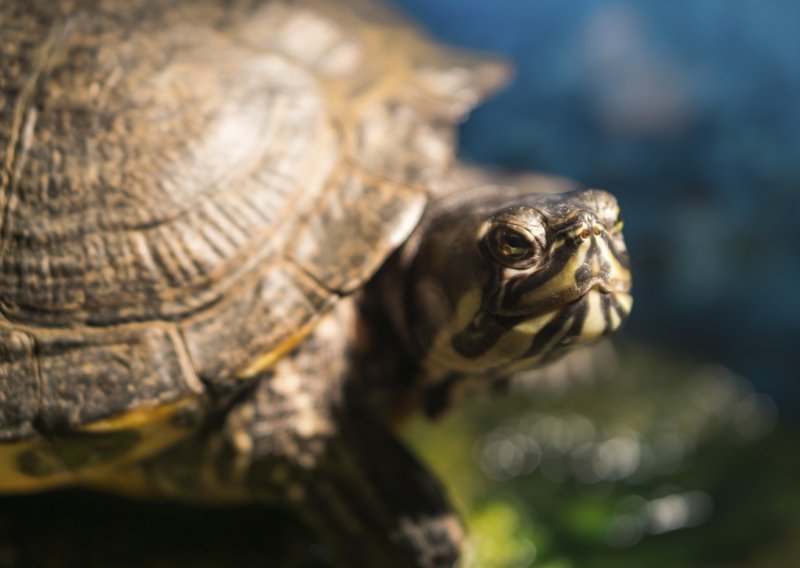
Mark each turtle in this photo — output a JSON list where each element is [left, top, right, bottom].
[[0, 0, 632, 566]]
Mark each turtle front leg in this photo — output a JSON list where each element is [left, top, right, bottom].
[[130, 306, 464, 568], [211, 366, 463, 568]]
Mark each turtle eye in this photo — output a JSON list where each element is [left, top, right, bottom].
[[486, 225, 539, 268]]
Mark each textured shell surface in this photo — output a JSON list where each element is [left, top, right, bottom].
[[0, 0, 505, 453]]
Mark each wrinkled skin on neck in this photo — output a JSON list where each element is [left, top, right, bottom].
[[364, 184, 632, 417]]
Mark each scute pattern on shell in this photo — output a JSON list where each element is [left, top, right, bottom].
[[1, 4, 334, 325]]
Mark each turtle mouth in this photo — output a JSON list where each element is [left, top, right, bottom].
[[568, 280, 633, 317], [591, 280, 631, 295], [555, 281, 632, 319], [573, 271, 632, 301], [489, 278, 631, 318], [525, 278, 632, 316]]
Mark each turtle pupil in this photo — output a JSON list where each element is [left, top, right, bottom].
[[491, 227, 535, 265], [503, 232, 527, 252]]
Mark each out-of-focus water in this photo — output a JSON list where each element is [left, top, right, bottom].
[[390, 0, 800, 410]]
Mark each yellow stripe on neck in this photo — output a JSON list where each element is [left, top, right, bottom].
[[422, 287, 559, 380]]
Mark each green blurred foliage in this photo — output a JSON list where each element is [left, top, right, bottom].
[[403, 343, 800, 567]]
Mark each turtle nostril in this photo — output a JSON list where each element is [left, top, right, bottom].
[[579, 225, 603, 239]]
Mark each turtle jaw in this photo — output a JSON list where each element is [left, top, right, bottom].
[[489, 230, 633, 353]]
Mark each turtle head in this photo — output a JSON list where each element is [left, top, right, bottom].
[[396, 186, 632, 380]]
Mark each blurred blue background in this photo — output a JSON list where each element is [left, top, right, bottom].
[[390, 0, 800, 411]]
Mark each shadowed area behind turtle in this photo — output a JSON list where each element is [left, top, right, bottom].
[[0, 491, 329, 568]]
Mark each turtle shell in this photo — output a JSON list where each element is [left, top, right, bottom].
[[0, 0, 506, 490]]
